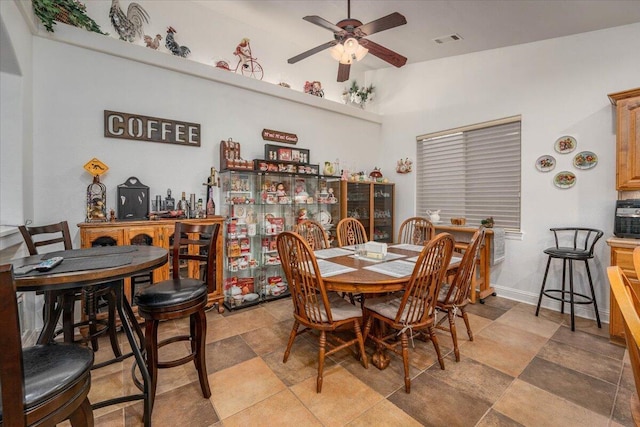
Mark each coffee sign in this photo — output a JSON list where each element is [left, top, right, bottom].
[[261, 128, 298, 145], [104, 110, 201, 147]]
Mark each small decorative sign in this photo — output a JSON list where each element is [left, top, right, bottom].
[[104, 110, 201, 147], [262, 129, 298, 145]]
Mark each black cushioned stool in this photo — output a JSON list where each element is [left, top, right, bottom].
[[535, 227, 604, 331], [134, 222, 219, 412]]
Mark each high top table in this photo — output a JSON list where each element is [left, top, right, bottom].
[[11, 245, 168, 427]]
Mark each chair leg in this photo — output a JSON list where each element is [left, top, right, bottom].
[[106, 290, 121, 358], [568, 260, 576, 331], [62, 292, 76, 343], [317, 330, 326, 393], [584, 259, 602, 328], [144, 319, 160, 412], [193, 310, 211, 398], [85, 288, 100, 351], [561, 259, 568, 315], [448, 310, 460, 362], [428, 325, 445, 370], [400, 331, 410, 393], [353, 320, 368, 368], [535, 257, 552, 316], [283, 320, 299, 363], [461, 307, 474, 341]]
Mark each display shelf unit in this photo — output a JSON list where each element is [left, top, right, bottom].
[[340, 181, 395, 243], [220, 170, 340, 310]]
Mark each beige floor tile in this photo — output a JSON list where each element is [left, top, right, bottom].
[[495, 303, 561, 338], [241, 319, 295, 356], [346, 398, 422, 426], [209, 357, 286, 419], [459, 322, 548, 377], [221, 389, 322, 427], [493, 379, 610, 427], [291, 364, 384, 426]]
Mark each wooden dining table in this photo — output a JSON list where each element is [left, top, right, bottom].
[[11, 245, 168, 427], [312, 243, 461, 370]]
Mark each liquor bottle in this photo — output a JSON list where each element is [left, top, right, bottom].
[[206, 186, 215, 216], [178, 192, 188, 215], [165, 189, 175, 211]]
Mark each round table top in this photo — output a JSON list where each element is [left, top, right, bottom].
[[318, 245, 460, 294], [11, 245, 168, 291]]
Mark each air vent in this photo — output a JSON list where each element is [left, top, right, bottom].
[[433, 33, 463, 44]]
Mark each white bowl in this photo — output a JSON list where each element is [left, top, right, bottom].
[[244, 293, 259, 302]]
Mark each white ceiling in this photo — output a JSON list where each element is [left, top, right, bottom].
[[197, 0, 640, 72]]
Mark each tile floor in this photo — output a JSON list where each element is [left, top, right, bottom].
[[80, 296, 636, 427]]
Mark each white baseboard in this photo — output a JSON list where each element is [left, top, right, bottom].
[[490, 284, 609, 324]]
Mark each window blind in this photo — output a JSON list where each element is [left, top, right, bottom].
[[416, 119, 521, 231]]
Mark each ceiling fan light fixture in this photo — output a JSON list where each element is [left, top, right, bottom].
[[339, 52, 353, 65], [354, 44, 368, 61], [329, 43, 345, 61], [343, 37, 359, 54]]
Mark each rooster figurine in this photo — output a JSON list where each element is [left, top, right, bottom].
[[144, 34, 162, 50], [109, 0, 149, 42], [165, 27, 191, 58]]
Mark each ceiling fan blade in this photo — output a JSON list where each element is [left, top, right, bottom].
[[356, 12, 407, 37], [303, 15, 344, 33], [359, 39, 407, 68], [288, 40, 337, 64], [337, 63, 350, 82]]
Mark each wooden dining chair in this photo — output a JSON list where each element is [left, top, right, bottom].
[[0, 264, 95, 426], [398, 216, 434, 245], [608, 265, 640, 425], [294, 219, 330, 250], [362, 233, 454, 393], [436, 228, 486, 361], [19, 221, 121, 357], [134, 222, 219, 411], [276, 231, 368, 393], [336, 217, 368, 247]]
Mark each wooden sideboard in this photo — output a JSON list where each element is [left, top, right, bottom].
[[607, 237, 640, 343], [434, 224, 495, 303], [78, 217, 225, 312]]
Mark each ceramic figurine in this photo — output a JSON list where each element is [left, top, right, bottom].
[[109, 0, 149, 42], [144, 34, 161, 49], [165, 27, 190, 57]]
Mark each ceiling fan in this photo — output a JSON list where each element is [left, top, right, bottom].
[[287, 0, 408, 82]]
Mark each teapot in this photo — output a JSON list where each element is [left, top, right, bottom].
[[426, 209, 441, 222]]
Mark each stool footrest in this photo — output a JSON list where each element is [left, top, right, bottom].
[[542, 289, 595, 305]]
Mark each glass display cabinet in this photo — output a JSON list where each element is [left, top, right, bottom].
[[341, 181, 395, 243], [220, 170, 340, 310]]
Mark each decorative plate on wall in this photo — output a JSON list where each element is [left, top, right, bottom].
[[554, 136, 577, 154], [535, 155, 556, 172], [573, 151, 598, 170], [554, 171, 577, 189]]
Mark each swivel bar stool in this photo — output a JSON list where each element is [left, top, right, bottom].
[[535, 227, 604, 331]]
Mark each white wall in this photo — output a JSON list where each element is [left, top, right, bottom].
[[30, 34, 381, 244], [370, 23, 640, 321]]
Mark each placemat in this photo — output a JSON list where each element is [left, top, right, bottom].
[[18, 254, 133, 276], [42, 246, 138, 260]]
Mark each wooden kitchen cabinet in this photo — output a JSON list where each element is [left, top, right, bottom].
[[608, 88, 640, 191], [607, 237, 640, 343], [78, 217, 225, 312]]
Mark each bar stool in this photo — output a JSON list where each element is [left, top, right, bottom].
[[134, 222, 219, 411], [535, 227, 604, 331]]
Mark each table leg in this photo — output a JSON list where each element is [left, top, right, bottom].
[[91, 280, 152, 427]]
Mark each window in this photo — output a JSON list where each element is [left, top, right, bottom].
[[416, 116, 521, 231]]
